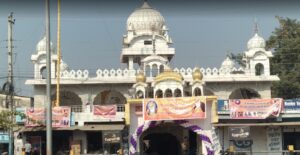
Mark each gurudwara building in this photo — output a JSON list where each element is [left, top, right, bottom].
[[19, 1, 294, 155]]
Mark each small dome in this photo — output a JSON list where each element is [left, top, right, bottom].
[[155, 68, 183, 83], [136, 71, 146, 83], [36, 36, 54, 52], [221, 56, 234, 69], [247, 33, 266, 50], [127, 1, 165, 35], [192, 68, 203, 81], [60, 60, 69, 72]]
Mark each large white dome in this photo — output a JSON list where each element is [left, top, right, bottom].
[[127, 2, 165, 35], [247, 33, 266, 50], [36, 36, 54, 52]]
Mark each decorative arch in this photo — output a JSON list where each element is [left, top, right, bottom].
[[93, 90, 126, 105], [152, 64, 159, 77], [255, 63, 264, 76], [145, 65, 151, 77], [229, 88, 261, 99], [174, 89, 182, 97], [136, 90, 144, 99], [159, 65, 164, 73], [40, 66, 47, 79], [165, 89, 172, 98], [51, 90, 82, 106], [155, 89, 163, 98], [129, 120, 214, 155], [194, 87, 202, 96]]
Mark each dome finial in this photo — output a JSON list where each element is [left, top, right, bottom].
[[141, 0, 151, 9], [254, 18, 259, 34]]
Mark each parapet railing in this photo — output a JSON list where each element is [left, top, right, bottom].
[[58, 67, 246, 80]]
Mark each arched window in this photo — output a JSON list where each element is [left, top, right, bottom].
[[145, 65, 151, 77], [255, 63, 264, 76], [40, 66, 47, 79], [159, 65, 164, 74], [155, 89, 163, 98], [51, 91, 83, 112], [93, 90, 126, 105], [152, 64, 158, 77], [136, 90, 144, 99], [165, 89, 172, 98], [229, 88, 261, 99], [174, 89, 182, 97], [194, 88, 202, 96]]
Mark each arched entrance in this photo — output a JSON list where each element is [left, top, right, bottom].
[[93, 90, 126, 105], [51, 90, 82, 106], [130, 120, 214, 155], [143, 133, 180, 155], [140, 123, 183, 155], [229, 88, 261, 99]]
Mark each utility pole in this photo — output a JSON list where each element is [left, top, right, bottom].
[[7, 12, 15, 155], [45, 0, 53, 154]]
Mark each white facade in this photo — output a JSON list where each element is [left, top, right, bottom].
[[24, 1, 280, 155]]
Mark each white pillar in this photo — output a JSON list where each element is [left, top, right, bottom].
[[128, 57, 134, 70]]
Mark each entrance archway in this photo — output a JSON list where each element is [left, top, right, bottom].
[[140, 123, 183, 155], [129, 120, 214, 155], [143, 133, 180, 155]]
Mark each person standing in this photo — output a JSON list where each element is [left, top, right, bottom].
[[24, 140, 32, 155]]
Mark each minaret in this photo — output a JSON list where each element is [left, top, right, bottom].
[[244, 21, 273, 76]]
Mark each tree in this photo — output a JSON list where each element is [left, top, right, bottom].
[[0, 110, 21, 130], [266, 17, 300, 99]]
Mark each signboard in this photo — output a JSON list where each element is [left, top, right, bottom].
[[284, 99, 300, 113], [52, 106, 71, 128], [143, 97, 206, 121], [103, 132, 121, 143], [25, 107, 71, 127], [0, 133, 9, 143], [26, 108, 46, 127], [93, 105, 117, 119], [229, 98, 283, 119], [267, 127, 282, 155], [16, 107, 26, 123], [217, 100, 229, 114], [229, 127, 250, 140]]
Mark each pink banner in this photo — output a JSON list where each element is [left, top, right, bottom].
[[93, 105, 117, 119], [25, 106, 71, 127], [26, 108, 45, 127], [143, 97, 206, 121], [229, 98, 283, 119], [52, 106, 71, 128]]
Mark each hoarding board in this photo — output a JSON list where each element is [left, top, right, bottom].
[[229, 98, 283, 119], [143, 97, 206, 121]]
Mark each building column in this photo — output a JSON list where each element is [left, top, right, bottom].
[[128, 57, 134, 70]]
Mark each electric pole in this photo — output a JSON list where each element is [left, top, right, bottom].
[[45, 0, 53, 154], [7, 12, 15, 155]]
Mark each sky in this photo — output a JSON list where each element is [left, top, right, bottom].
[[0, 0, 300, 96]]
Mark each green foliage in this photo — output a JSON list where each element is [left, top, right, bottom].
[[0, 110, 25, 130], [267, 17, 300, 99], [228, 53, 246, 68]]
